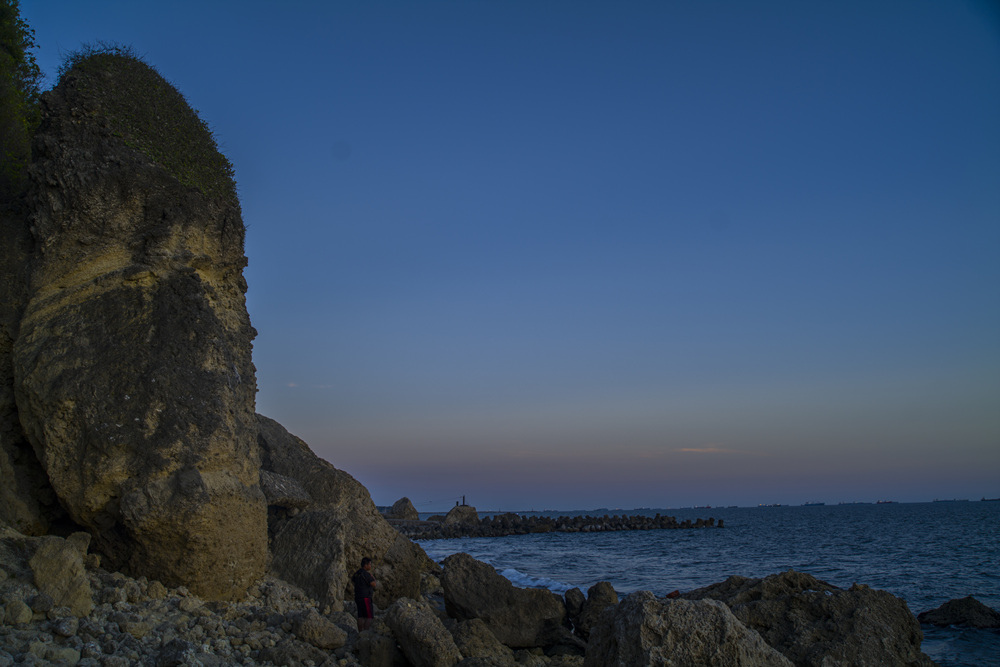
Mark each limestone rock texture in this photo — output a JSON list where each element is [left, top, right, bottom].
[[584, 591, 793, 667], [385, 597, 463, 667], [258, 415, 432, 610], [8, 52, 267, 600], [684, 570, 935, 666], [446, 617, 517, 666], [440, 552, 567, 649]]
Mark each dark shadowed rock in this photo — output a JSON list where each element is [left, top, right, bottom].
[[440, 552, 567, 649], [356, 617, 410, 667], [11, 52, 266, 600], [258, 415, 431, 609], [585, 591, 793, 667], [387, 497, 420, 521], [684, 570, 935, 666], [443, 504, 479, 525], [0, 186, 61, 535], [575, 581, 618, 640], [918, 596, 1000, 628], [564, 587, 585, 629]]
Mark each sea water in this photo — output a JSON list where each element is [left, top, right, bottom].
[[417, 501, 1000, 667]]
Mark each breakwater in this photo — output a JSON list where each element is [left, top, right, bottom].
[[389, 511, 721, 540]]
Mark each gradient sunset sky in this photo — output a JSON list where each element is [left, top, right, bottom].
[[23, 1, 999, 511]]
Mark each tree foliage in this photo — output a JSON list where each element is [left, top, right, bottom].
[[0, 0, 42, 201]]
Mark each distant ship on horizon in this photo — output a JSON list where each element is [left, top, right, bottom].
[[803, 501, 825, 506]]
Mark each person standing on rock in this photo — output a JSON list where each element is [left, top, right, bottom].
[[352, 557, 377, 631]]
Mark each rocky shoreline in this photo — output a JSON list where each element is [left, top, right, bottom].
[[5, 524, 984, 666], [0, 36, 990, 667]]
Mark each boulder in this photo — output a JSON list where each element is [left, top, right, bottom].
[[575, 581, 618, 640], [447, 617, 516, 666], [584, 591, 793, 667], [11, 52, 266, 600], [28, 536, 93, 617], [918, 596, 1000, 628], [685, 570, 935, 666], [387, 497, 420, 521], [258, 415, 431, 609], [443, 504, 479, 525], [386, 597, 463, 667], [290, 608, 348, 649], [440, 552, 566, 649]]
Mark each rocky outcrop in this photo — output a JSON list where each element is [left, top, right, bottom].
[[386, 497, 419, 521], [918, 596, 1000, 628], [585, 591, 793, 666], [8, 52, 267, 600], [440, 552, 568, 649], [443, 504, 479, 525], [684, 570, 935, 666], [385, 597, 463, 667], [258, 415, 431, 610]]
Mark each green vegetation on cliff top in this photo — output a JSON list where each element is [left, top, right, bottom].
[[0, 0, 42, 202], [59, 43, 238, 204]]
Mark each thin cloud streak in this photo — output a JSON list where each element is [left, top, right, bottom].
[[673, 446, 768, 456]]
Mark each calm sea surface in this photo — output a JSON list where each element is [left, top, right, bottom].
[[417, 501, 1000, 667]]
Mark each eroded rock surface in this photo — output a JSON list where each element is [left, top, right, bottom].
[[258, 415, 431, 609], [585, 591, 792, 667], [684, 570, 935, 666], [10, 52, 266, 600], [440, 552, 567, 649]]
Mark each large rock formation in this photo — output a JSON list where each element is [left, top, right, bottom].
[[6, 51, 267, 600], [585, 591, 793, 666], [684, 570, 935, 666], [440, 552, 568, 649], [258, 415, 431, 610]]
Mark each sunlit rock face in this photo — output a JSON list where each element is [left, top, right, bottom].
[[10, 52, 266, 600]]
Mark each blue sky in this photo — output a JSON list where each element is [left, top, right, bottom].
[[23, 1, 1000, 511]]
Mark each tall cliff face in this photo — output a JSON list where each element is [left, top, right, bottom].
[[8, 53, 267, 600]]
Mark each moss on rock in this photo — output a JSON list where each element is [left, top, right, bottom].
[[57, 45, 237, 204]]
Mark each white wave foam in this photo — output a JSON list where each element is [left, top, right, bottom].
[[499, 567, 572, 595]]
